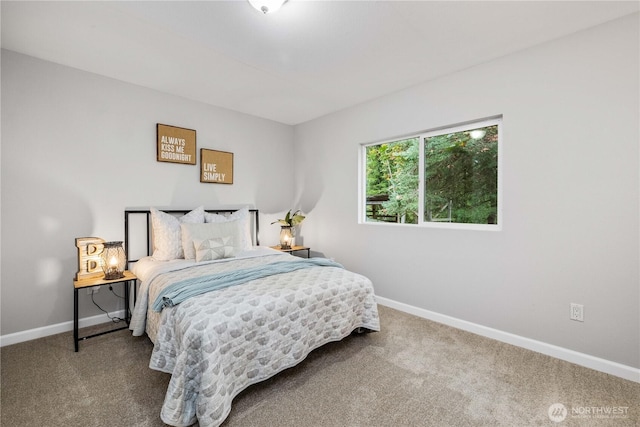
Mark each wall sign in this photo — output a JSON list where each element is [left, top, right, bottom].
[[157, 123, 196, 165], [201, 149, 233, 184]]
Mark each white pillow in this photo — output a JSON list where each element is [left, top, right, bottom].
[[181, 221, 244, 260], [204, 207, 253, 251], [193, 237, 235, 262], [150, 206, 204, 261]]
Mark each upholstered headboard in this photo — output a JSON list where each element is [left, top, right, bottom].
[[124, 208, 260, 265]]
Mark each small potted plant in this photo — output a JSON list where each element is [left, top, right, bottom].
[[272, 210, 305, 249]]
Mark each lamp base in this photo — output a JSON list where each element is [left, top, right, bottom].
[[104, 272, 125, 281]]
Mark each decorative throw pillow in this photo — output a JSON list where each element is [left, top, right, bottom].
[[150, 206, 205, 261], [194, 237, 234, 262], [204, 207, 253, 251], [181, 221, 244, 260]]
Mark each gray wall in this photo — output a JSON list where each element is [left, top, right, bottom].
[[1, 13, 638, 371], [1, 50, 292, 335], [293, 14, 639, 368]]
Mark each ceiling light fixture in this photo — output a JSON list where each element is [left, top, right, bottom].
[[248, 0, 287, 14]]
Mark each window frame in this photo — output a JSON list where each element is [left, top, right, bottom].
[[359, 116, 503, 231]]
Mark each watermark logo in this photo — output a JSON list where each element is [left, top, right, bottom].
[[548, 403, 629, 422], [571, 406, 629, 419], [548, 403, 568, 423]]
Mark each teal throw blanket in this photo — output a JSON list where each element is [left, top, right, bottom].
[[152, 258, 343, 312]]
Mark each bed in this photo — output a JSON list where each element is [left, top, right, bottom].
[[125, 207, 380, 427]]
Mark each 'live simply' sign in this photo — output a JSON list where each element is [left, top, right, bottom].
[[200, 149, 233, 184]]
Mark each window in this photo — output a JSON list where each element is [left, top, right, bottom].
[[361, 117, 501, 229], [365, 137, 420, 224]]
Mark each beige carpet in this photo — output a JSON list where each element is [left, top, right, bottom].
[[1, 305, 638, 426]]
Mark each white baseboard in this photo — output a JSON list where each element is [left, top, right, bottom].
[[376, 296, 640, 383], [3, 299, 638, 383], [0, 310, 126, 348]]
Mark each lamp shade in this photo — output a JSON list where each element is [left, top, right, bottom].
[[248, 0, 286, 14], [101, 241, 126, 280], [279, 226, 294, 249]]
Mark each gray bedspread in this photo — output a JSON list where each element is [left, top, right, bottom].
[[134, 253, 380, 427]]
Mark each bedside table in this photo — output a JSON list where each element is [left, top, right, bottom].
[[73, 270, 136, 352], [270, 245, 311, 258]]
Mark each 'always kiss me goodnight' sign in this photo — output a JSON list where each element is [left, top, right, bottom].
[[156, 123, 196, 165]]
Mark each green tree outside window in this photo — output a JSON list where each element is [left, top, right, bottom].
[[364, 120, 500, 226]]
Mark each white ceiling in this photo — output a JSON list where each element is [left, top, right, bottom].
[[2, 1, 638, 125]]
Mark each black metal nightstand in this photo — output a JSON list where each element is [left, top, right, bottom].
[[73, 270, 136, 352], [270, 245, 311, 258]]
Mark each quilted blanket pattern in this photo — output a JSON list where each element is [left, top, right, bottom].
[[139, 254, 379, 427]]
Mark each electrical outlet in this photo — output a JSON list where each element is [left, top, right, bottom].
[[570, 303, 584, 322], [87, 287, 99, 295]]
